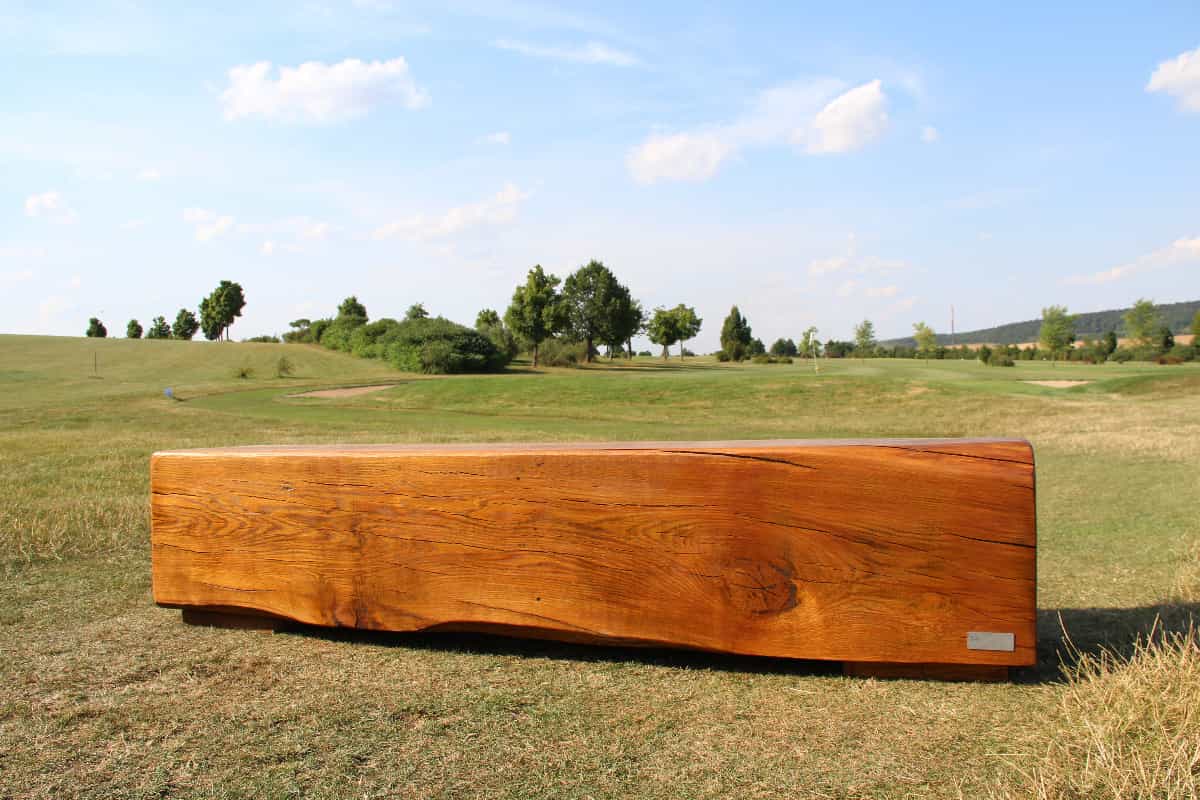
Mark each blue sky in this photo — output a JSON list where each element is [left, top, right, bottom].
[[3, 1, 1199, 349]]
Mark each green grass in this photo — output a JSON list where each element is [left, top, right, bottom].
[[2, 334, 1198, 798]]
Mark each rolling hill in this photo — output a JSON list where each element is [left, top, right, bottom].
[[881, 299, 1200, 348]]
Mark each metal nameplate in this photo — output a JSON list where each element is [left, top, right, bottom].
[[967, 631, 1015, 652]]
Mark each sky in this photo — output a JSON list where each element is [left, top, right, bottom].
[[3, 1, 1199, 351]]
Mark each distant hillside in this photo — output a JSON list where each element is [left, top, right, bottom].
[[881, 299, 1200, 348]]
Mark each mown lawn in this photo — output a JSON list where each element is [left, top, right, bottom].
[[1, 334, 1197, 798]]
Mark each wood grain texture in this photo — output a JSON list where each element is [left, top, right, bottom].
[[151, 439, 1037, 667]]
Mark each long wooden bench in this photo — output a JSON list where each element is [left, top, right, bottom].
[[151, 439, 1037, 680]]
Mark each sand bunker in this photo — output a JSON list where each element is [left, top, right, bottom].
[[289, 384, 398, 399], [1023, 380, 1091, 388]]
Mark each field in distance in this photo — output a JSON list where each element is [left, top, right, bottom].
[[1, 334, 1198, 798]]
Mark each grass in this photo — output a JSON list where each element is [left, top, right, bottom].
[[1, 334, 1198, 798]]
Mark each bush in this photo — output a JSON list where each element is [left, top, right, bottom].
[[233, 365, 254, 379], [715, 350, 731, 362], [349, 318, 402, 359], [637, 350, 652, 357], [379, 317, 510, 374], [537, 338, 587, 368], [244, 335, 280, 343], [1168, 343, 1197, 362], [275, 356, 294, 377], [987, 350, 1015, 367], [1110, 348, 1135, 363], [751, 354, 792, 364], [1155, 354, 1185, 365], [977, 345, 992, 364]]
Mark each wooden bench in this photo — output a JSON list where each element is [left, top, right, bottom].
[[151, 439, 1037, 680]]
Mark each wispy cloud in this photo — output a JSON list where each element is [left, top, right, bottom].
[[1063, 236, 1200, 285], [627, 79, 889, 184], [24, 191, 77, 223], [183, 208, 234, 241], [479, 130, 511, 145], [137, 167, 162, 181], [1147, 45, 1200, 112], [220, 57, 429, 123], [494, 39, 638, 67], [921, 125, 939, 143], [807, 234, 909, 278], [374, 184, 529, 241]]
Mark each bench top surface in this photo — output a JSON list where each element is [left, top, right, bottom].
[[154, 437, 1033, 460]]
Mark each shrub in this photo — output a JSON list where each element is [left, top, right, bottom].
[[751, 354, 793, 364], [978, 345, 992, 364], [537, 338, 587, 367], [349, 318, 402, 359], [380, 317, 509, 374], [275, 356, 294, 377], [244, 335, 280, 343], [637, 350, 652, 357], [234, 365, 254, 379], [1109, 348, 1134, 363], [987, 350, 1015, 367], [1155, 354, 1184, 365], [715, 350, 731, 362], [1168, 343, 1196, 362]]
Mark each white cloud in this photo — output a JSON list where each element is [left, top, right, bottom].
[[67, 275, 82, 289], [626, 132, 735, 183], [119, 218, 147, 230], [494, 39, 638, 67], [627, 79, 887, 183], [137, 167, 162, 181], [866, 285, 899, 298], [24, 191, 78, 223], [0, 245, 47, 263], [480, 131, 511, 145], [804, 80, 889, 154], [1147, 46, 1200, 112], [261, 240, 276, 256], [836, 280, 859, 297], [374, 183, 529, 241], [183, 208, 234, 241], [1063, 236, 1200, 285], [921, 125, 939, 143], [220, 57, 429, 123]]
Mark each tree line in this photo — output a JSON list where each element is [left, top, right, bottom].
[[86, 280, 246, 342], [281, 260, 703, 373]]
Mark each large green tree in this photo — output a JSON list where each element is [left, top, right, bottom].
[[172, 309, 200, 340], [125, 319, 143, 339], [338, 296, 367, 322], [560, 260, 625, 363], [1038, 305, 1077, 363], [504, 265, 563, 367], [671, 305, 702, 359], [912, 321, 937, 359], [199, 280, 246, 341], [647, 307, 680, 359], [854, 319, 876, 358], [604, 293, 644, 359], [1123, 298, 1161, 347], [85, 317, 107, 338], [719, 306, 753, 361], [405, 303, 429, 321], [146, 316, 172, 339]]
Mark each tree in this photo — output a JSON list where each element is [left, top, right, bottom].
[[86, 317, 107, 338], [671, 305, 701, 359], [748, 338, 766, 357], [1158, 326, 1175, 353], [605, 294, 644, 359], [913, 321, 937, 359], [719, 306, 753, 361], [1192, 310, 1200, 340], [560, 260, 625, 363], [770, 338, 798, 357], [338, 297, 367, 322], [504, 265, 564, 367], [854, 319, 876, 358], [801, 323, 820, 367], [475, 308, 518, 361], [126, 319, 143, 339], [1123, 298, 1161, 347], [199, 280, 246, 341], [172, 309, 200, 341], [146, 316, 172, 339], [405, 303, 429, 321], [1102, 330, 1118, 357], [646, 307, 680, 359], [1038, 305, 1077, 363]]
